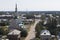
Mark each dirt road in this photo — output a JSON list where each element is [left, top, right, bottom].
[[25, 20, 40, 40]]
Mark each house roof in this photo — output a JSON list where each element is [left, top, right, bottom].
[[57, 24, 60, 27], [8, 29, 21, 35], [16, 19, 23, 24], [9, 19, 24, 29], [40, 30, 51, 35]]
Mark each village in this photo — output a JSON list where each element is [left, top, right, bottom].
[[0, 4, 60, 40]]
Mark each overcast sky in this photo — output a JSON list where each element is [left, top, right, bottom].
[[0, 0, 60, 11]]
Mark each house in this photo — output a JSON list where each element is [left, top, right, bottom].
[[7, 29, 21, 40], [40, 30, 51, 40]]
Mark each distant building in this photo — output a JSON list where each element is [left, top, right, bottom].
[[7, 29, 21, 40], [0, 19, 8, 22], [40, 30, 51, 40], [34, 14, 41, 19], [22, 19, 34, 24], [0, 14, 14, 19]]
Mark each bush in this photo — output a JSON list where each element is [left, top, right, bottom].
[[0, 26, 9, 35], [20, 29, 28, 37]]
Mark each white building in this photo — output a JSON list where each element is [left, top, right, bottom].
[[34, 14, 41, 19], [40, 30, 51, 40]]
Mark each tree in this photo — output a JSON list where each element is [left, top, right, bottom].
[[0, 26, 9, 35], [20, 29, 28, 37], [41, 15, 46, 21], [35, 21, 44, 38], [46, 18, 57, 35], [0, 22, 9, 26], [14, 16, 17, 19]]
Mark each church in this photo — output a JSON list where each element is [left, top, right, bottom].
[[9, 4, 24, 30]]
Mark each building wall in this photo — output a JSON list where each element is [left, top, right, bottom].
[[7, 35, 20, 40], [40, 35, 51, 40]]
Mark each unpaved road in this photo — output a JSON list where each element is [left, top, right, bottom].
[[25, 20, 40, 40]]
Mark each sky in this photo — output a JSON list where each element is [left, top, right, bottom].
[[0, 0, 60, 11]]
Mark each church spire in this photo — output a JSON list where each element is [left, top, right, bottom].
[[15, 3, 17, 13], [14, 3, 18, 19]]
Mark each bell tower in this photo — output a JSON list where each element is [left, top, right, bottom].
[[15, 4, 17, 13], [14, 3, 18, 19]]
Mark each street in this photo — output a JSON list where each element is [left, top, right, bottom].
[[25, 19, 40, 40]]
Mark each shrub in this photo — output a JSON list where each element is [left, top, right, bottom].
[[20, 29, 28, 37]]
